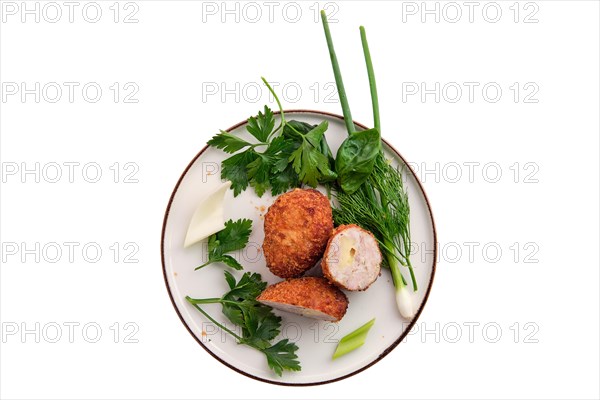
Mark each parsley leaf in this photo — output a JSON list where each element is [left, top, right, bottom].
[[246, 105, 275, 142], [208, 254, 243, 270], [246, 153, 274, 197], [221, 150, 258, 196], [263, 339, 302, 376], [246, 136, 290, 197], [269, 163, 299, 195], [220, 272, 267, 328], [224, 270, 237, 289], [288, 121, 337, 187], [186, 272, 301, 376], [207, 130, 253, 154], [223, 271, 266, 300], [195, 219, 252, 271], [213, 219, 252, 254]]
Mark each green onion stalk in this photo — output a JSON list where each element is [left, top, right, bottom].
[[332, 318, 375, 359], [321, 11, 416, 318]]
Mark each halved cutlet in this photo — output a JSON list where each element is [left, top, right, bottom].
[[322, 224, 382, 291], [257, 277, 348, 322]]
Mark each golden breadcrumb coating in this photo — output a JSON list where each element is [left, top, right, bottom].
[[257, 277, 348, 322], [262, 189, 333, 278]]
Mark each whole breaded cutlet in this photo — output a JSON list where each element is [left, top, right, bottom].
[[257, 277, 348, 322], [262, 189, 333, 278]]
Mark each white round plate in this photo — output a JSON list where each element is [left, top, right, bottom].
[[161, 110, 437, 386]]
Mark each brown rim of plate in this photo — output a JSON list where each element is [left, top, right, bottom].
[[160, 109, 438, 386]]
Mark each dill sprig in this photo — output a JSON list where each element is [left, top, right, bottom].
[[333, 154, 416, 291]]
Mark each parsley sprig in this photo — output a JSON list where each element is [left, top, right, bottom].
[[186, 271, 301, 376], [208, 77, 336, 197], [195, 219, 252, 271]]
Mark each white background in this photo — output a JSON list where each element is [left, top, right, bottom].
[[1, 1, 599, 399]]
